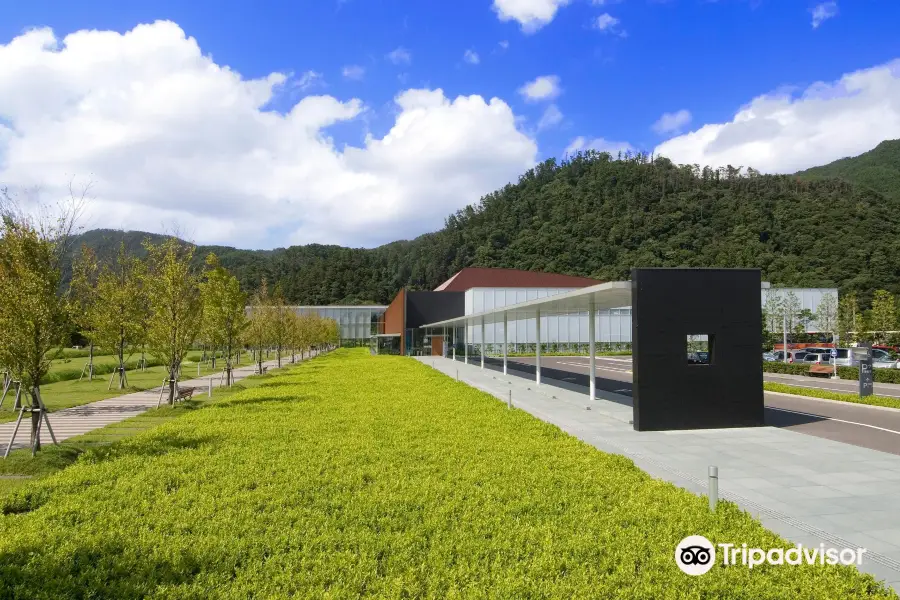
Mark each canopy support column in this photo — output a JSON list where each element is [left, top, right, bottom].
[[453, 326, 457, 361], [503, 312, 508, 376], [480, 317, 486, 369], [589, 302, 596, 402], [536, 308, 542, 386], [464, 321, 468, 364]]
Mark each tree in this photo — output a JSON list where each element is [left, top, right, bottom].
[[200, 253, 248, 386], [93, 242, 146, 389], [870, 289, 897, 345], [245, 280, 274, 375], [0, 209, 80, 454], [144, 237, 203, 405], [816, 292, 838, 345], [782, 291, 801, 336], [271, 285, 289, 368], [763, 290, 784, 348], [68, 244, 100, 380], [838, 292, 860, 347]]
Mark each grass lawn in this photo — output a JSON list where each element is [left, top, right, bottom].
[[765, 381, 900, 410], [0, 349, 891, 598], [0, 364, 286, 497], [0, 350, 258, 424]]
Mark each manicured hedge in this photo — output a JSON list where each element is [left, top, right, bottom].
[[0, 350, 892, 598], [764, 362, 900, 384]]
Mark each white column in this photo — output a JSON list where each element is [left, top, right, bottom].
[[503, 311, 508, 376], [443, 326, 447, 358], [453, 325, 457, 360], [536, 308, 542, 386], [589, 301, 596, 402], [480, 317, 486, 369], [464, 321, 469, 364]]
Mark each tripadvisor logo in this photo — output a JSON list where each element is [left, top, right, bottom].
[[675, 536, 867, 575]]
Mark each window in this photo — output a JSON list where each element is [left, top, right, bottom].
[[686, 334, 713, 365]]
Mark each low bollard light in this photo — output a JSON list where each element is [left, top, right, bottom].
[[208, 376, 212, 398], [508, 390, 512, 409], [708, 465, 719, 511]]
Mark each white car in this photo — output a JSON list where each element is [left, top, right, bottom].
[[834, 347, 899, 368]]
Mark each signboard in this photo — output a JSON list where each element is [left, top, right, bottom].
[[830, 348, 837, 358], [854, 346, 874, 397]]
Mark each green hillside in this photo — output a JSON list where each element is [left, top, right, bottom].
[[796, 139, 900, 199], [68, 147, 900, 308]]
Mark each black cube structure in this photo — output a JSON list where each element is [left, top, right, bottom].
[[631, 268, 764, 432]]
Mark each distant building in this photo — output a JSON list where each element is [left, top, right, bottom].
[[378, 267, 837, 355]]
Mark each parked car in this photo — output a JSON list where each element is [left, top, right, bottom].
[[873, 345, 900, 355], [802, 347, 832, 356], [833, 347, 900, 369], [762, 351, 777, 362], [803, 353, 832, 364], [772, 350, 809, 363], [872, 348, 899, 369], [687, 351, 710, 364], [833, 348, 855, 367]]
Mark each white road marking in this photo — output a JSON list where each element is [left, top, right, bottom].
[[769, 406, 900, 436]]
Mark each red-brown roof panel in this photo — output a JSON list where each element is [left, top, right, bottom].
[[434, 267, 602, 291]]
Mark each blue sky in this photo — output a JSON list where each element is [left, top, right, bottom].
[[1, 1, 899, 248]]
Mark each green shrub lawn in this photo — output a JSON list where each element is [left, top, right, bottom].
[[0, 349, 892, 598]]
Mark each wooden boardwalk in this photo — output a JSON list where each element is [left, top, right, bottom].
[[0, 353, 315, 452]]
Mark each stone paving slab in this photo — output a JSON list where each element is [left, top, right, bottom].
[[418, 356, 900, 590], [0, 353, 315, 452]]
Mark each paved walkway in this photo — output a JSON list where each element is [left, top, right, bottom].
[[418, 356, 900, 590], [0, 352, 317, 452]]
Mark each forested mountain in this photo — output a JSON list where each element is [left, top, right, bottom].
[[796, 139, 900, 199], [69, 147, 900, 308]]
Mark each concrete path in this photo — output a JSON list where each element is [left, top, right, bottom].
[[419, 356, 900, 591], [0, 352, 317, 452]]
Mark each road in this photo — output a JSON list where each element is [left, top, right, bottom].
[[467, 355, 900, 456]]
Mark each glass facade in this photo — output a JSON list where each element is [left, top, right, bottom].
[[289, 306, 386, 346]]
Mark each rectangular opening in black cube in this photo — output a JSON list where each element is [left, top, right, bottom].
[[686, 334, 713, 365]]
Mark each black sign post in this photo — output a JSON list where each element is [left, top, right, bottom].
[[856, 347, 874, 397]]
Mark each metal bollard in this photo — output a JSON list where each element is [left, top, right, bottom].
[[456, 369, 459, 381], [197, 363, 200, 376], [708, 466, 718, 511], [508, 390, 512, 409], [208, 376, 212, 398]]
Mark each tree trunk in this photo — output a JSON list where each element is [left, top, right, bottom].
[[212, 347, 216, 370], [169, 367, 177, 405], [30, 386, 41, 454], [89, 341, 95, 381]]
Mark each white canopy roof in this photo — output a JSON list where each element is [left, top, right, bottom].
[[419, 281, 632, 329]]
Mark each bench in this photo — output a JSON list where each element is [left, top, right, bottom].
[[174, 387, 195, 402], [808, 364, 833, 377]]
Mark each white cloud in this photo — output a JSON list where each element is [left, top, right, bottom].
[[386, 47, 411, 65], [537, 104, 563, 130], [565, 136, 634, 157], [499, 40, 510, 50], [811, 1, 838, 28], [654, 59, 900, 173], [518, 75, 561, 102], [652, 109, 692, 134], [463, 49, 480, 65], [342, 64, 365, 80], [492, 0, 571, 33], [295, 70, 323, 91], [593, 13, 619, 31], [0, 21, 538, 248]]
